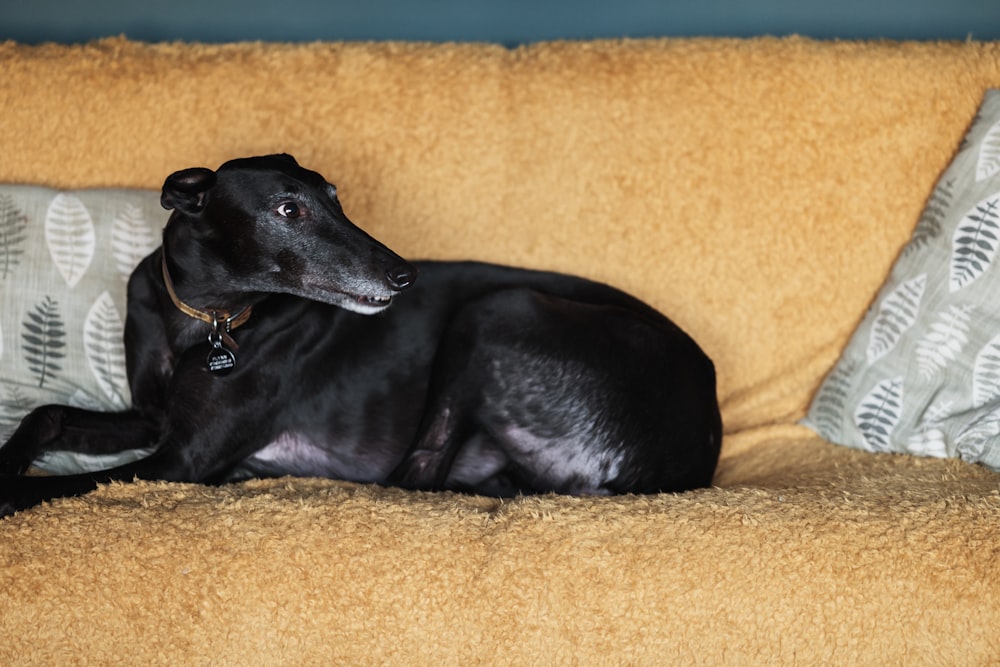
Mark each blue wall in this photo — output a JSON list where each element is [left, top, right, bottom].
[[3, 0, 999, 44]]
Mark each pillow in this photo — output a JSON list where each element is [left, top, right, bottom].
[[0, 185, 165, 469], [804, 89, 1000, 472]]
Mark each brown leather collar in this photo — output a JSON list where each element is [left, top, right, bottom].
[[160, 250, 252, 349]]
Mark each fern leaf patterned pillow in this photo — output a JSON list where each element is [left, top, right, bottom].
[[0, 185, 164, 448], [804, 89, 1000, 472]]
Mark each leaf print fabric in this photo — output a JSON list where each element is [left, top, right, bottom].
[[22, 296, 67, 388], [46, 193, 96, 288], [0, 184, 165, 447], [854, 377, 903, 452], [112, 203, 157, 282], [977, 116, 1000, 181], [0, 194, 28, 281], [807, 361, 856, 441], [906, 179, 954, 255], [83, 291, 128, 408], [866, 273, 925, 363], [949, 193, 1000, 292], [914, 304, 973, 378], [972, 333, 1000, 407], [804, 89, 1000, 472]]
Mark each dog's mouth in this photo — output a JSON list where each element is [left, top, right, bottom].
[[356, 294, 392, 308], [320, 288, 395, 314], [298, 277, 398, 315]]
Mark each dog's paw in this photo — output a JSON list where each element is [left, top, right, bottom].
[[0, 477, 21, 518], [387, 449, 449, 490], [0, 409, 60, 475], [0, 474, 50, 517], [0, 448, 31, 476]]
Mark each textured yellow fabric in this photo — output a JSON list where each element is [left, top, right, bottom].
[[1, 442, 998, 665], [1, 37, 1000, 664]]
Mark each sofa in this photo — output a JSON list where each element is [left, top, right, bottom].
[[1, 36, 1000, 665]]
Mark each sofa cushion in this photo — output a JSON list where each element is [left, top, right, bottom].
[[0, 185, 164, 458], [804, 89, 1000, 471]]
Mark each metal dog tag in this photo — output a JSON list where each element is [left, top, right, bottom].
[[206, 313, 237, 376], [207, 344, 236, 376]]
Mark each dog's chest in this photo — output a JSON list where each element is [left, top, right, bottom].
[[243, 431, 381, 480], [246, 432, 336, 474]]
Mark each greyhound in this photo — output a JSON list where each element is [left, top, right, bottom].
[[0, 154, 721, 516]]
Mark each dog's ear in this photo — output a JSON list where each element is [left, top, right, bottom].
[[161, 167, 217, 215], [272, 153, 298, 166]]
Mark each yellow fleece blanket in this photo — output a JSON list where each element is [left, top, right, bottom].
[[1, 37, 999, 664]]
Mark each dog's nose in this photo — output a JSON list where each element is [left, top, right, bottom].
[[387, 264, 417, 291]]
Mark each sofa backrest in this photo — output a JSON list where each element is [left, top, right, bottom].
[[2, 37, 1000, 430]]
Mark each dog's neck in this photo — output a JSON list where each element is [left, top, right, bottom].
[[156, 219, 260, 312], [159, 228, 260, 337], [161, 250, 253, 336]]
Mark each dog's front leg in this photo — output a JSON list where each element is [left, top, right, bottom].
[[0, 446, 176, 516], [0, 428, 228, 517], [0, 367, 282, 516], [0, 403, 260, 517], [0, 406, 159, 475]]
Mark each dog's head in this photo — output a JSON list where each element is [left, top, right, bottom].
[[161, 154, 416, 314]]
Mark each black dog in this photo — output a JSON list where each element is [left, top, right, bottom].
[[0, 154, 721, 516]]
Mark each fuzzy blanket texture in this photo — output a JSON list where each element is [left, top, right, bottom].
[[1, 36, 1000, 665]]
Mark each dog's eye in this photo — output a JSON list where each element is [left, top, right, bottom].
[[276, 202, 301, 218]]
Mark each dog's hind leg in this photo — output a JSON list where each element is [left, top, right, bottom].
[[0, 406, 158, 475], [388, 287, 603, 495], [386, 299, 508, 491], [391, 286, 720, 497], [387, 390, 483, 490]]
